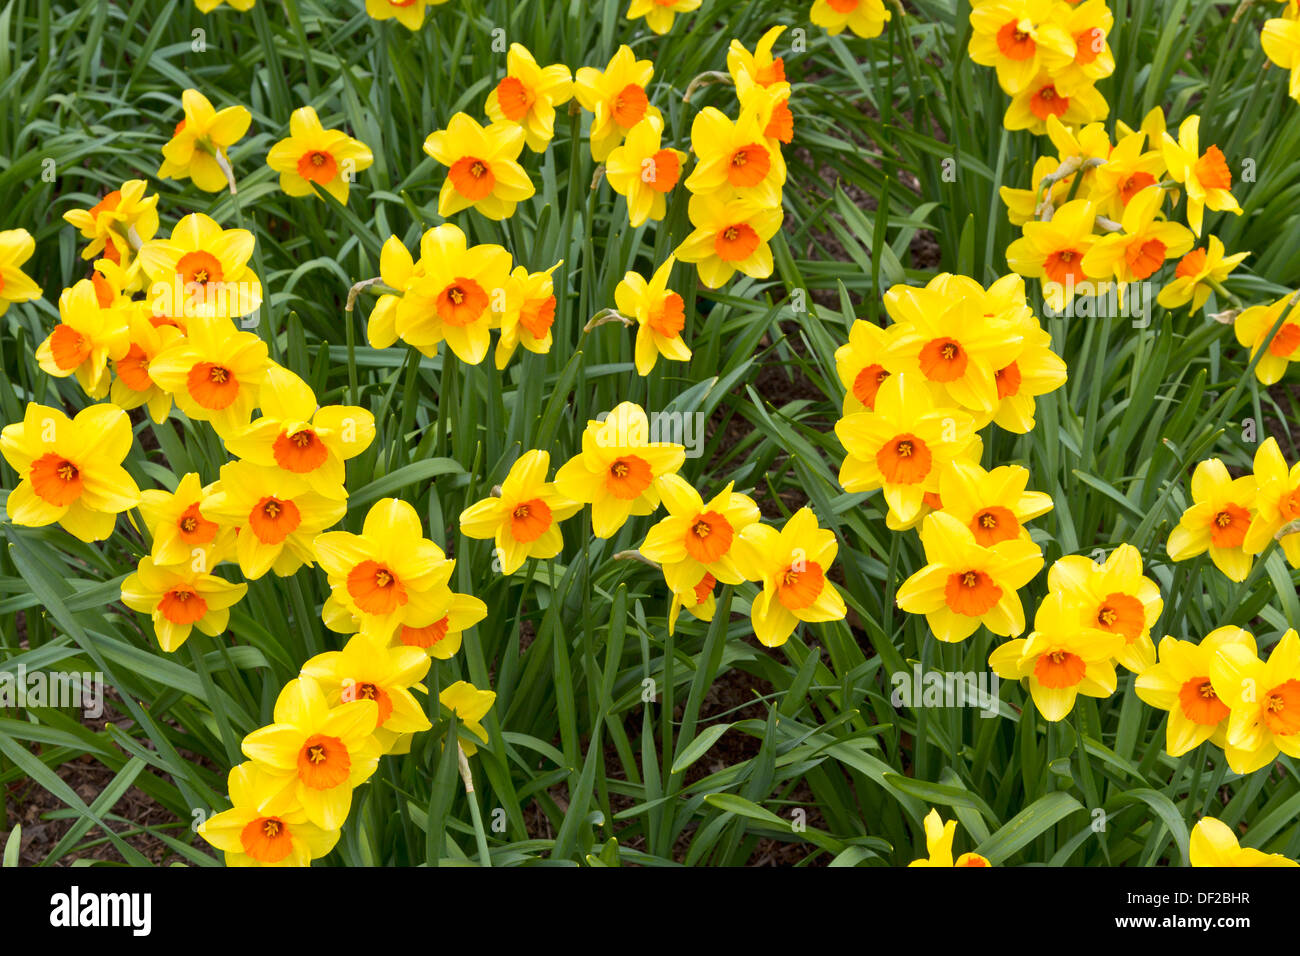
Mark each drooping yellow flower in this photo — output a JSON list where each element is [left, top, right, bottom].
[[300, 634, 433, 754], [685, 106, 787, 207], [1234, 292, 1300, 385], [138, 471, 236, 571], [574, 45, 662, 162], [1087, 129, 1167, 222], [1046, 544, 1162, 673], [111, 307, 184, 424], [137, 212, 262, 322], [265, 106, 373, 205], [365, 0, 445, 30], [553, 402, 686, 538], [667, 570, 718, 636], [967, 0, 1075, 95], [120, 556, 247, 652], [897, 510, 1043, 643], [366, 232, 430, 352], [313, 497, 455, 641], [1005, 198, 1097, 310], [1050, 0, 1115, 95], [147, 315, 270, 437], [1244, 437, 1300, 568], [1166, 458, 1257, 582], [626, 0, 701, 33], [1209, 629, 1300, 774], [736, 77, 795, 147], [393, 590, 488, 661], [459, 449, 582, 574], [35, 278, 130, 399], [989, 591, 1125, 721], [198, 762, 339, 868], [204, 461, 346, 580], [727, 26, 789, 90], [730, 507, 847, 648], [1135, 627, 1255, 758], [1, 403, 140, 543], [834, 321, 907, 416], [605, 115, 686, 228], [62, 180, 159, 268], [0, 228, 42, 316], [423, 113, 535, 220], [908, 809, 991, 867], [393, 223, 513, 365], [673, 192, 783, 289], [638, 474, 761, 595], [157, 89, 252, 192], [440, 680, 496, 755], [225, 364, 375, 498], [810, 0, 892, 39], [1080, 186, 1194, 291], [241, 676, 381, 830], [1157, 235, 1249, 314], [495, 263, 561, 369], [1003, 73, 1108, 135], [1161, 115, 1241, 237], [1190, 817, 1299, 867], [613, 255, 691, 375], [834, 373, 977, 526], [485, 44, 574, 153], [1262, 16, 1300, 102]]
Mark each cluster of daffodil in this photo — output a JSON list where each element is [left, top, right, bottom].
[[1166, 437, 1300, 582], [457, 401, 847, 648], [968, 0, 1115, 134], [1262, 0, 1300, 101]]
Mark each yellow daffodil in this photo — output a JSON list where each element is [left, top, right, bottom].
[[730, 507, 847, 647], [138, 212, 262, 322], [120, 556, 247, 652], [313, 497, 455, 641], [394, 590, 488, 660], [1088, 130, 1167, 222], [365, 0, 444, 30], [393, 223, 512, 365], [495, 263, 561, 369], [810, 0, 892, 39], [727, 26, 788, 90], [1, 402, 140, 543], [614, 256, 692, 375], [967, 0, 1075, 95], [685, 106, 787, 207], [1047, 544, 1162, 673], [1005, 198, 1098, 310], [62, 180, 159, 268], [157, 88, 251, 192], [241, 676, 381, 830], [148, 315, 269, 437], [674, 192, 783, 289], [198, 762, 339, 868], [0, 228, 42, 316], [204, 461, 345, 580], [1080, 186, 1194, 291], [1157, 236, 1249, 314], [835, 372, 977, 526], [1234, 292, 1300, 385], [1001, 156, 1074, 226], [225, 364, 374, 498], [989, 591, 1125, 720], [266, 106, 373, 204], [574, 44, 661, 163], [1244, 437, 1300, 567], [485, 44, 574, 153], [1135, 627, 1255, 758], [440, 680, 496, 755], [423, 113, 535, 220], [35, 278, 130, 399], [638, 474, 761, 594], [834, 320, 907, 415], [908, 809, 991, 867], [983, 278, 1068, 433], [1050, 0, 1115, 96], [1167, 458, 1257, 582], [668, 571, 717, 636], [897, 510, 1043, 643], [366, 232, 430, 352], [1263, 15, 1300, 101], [1209, 628, 1300, 774], [605, 115, 686, 228], [1161, 115, 1241, 236], [934, 460, 1054, 547], [138, 471, 236, 571], [1004, 74, 1108, 135], [111, 307, 184, 423], [1189, 817, 1298, 866], [736, 77, 794, 147], [627, 0, 701, 35], [300, 634, 433, 753], [459, 449, 582, 574], [553, 402, 686, 538]]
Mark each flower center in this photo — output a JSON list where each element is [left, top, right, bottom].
[[297, 733, 351, 790], [605, 455, 653, 499], [876, 433, 933, 485], [29, 453, 84, 506], [944, 569, 1002, 616], [347, 560, 408, 615]]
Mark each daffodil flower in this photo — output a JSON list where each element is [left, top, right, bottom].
[[266, 105, 374, 205], [485, 44, 573, 153], [908, 809, 991, 867], [1046, 544, 1162, 673], [810, 0, 892, 39], [1209, 628, 1300, 774], [198, 762, 339, 868], [120, 556, 247, 652], [1189, 817, 1298, 867], [1166, 457, 1257, 582], [459, 449, 582, 574]]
